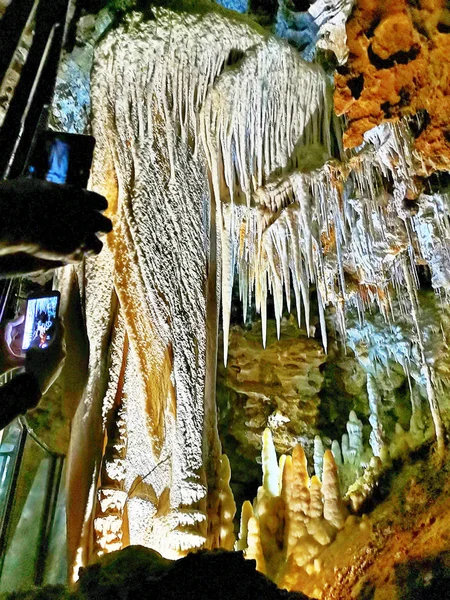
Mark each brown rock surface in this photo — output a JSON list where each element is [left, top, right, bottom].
[[334, 0, 450, 172], [217, 317, 326, 456], [282, 446, 450, 599]]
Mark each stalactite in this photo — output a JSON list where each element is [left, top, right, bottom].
[[367, 373, 385, 458], [402, 258, 445, 460], [200, 36, 333, 356]]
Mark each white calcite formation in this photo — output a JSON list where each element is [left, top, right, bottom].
[[69, 0, 450, 579], [309, 0, 355, 64], [238, 429, 347, 584], [76, 2, 335, 569], [222, 118, 450, 457]]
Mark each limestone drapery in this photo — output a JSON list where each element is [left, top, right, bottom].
[[65, 1, 450, 586]]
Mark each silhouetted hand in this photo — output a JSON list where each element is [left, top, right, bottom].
[[0, 313, 25, 375], [25, 318, 66, 404], [0, 178, 112, 268]]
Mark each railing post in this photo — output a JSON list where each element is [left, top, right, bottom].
[[0, 423, 27, 577], [35, 454, 64, 586]]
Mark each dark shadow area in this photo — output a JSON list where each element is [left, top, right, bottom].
[[368, 43, 420, 70], [395, 552, 450, 599], [347, 74, 364, 100], [78, 547, 311, 600]]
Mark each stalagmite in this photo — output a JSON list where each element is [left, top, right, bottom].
[[367, 373, 385, 458], [236, 500, 254, 552], [283, 445, 311, 557], [322, 450, 346, 530], [245, 515, 267, 574], [313, 436, 324, 479], [331, 439, 343, 467], [205, 454, 236, 551], [309, 476, 323, 519], [93, 400, 129, 556], [290, 445, 311, 518], [345, 410, 364, 465], [262, 428, 280, 497]]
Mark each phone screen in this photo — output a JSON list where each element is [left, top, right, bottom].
[[26, 132, 95, 188], [22, 292, 60, 351]]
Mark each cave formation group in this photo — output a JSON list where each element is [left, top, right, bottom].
[[35, 0, 450, 597]]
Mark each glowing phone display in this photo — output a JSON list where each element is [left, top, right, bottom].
[[22, 292, 60, 351]]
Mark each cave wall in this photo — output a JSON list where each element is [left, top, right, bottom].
[[38, 0, 450, 597]]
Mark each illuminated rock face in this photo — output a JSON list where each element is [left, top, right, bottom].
[[74, 2, 333, 571], [217, 317, 326, 458], [62, 0, 450, 596], [76, 8, 257, 566], [334, 0, 450, 172]]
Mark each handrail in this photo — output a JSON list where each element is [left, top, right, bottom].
[[20, 416, 65, 458]]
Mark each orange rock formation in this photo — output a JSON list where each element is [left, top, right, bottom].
[[335, 0, 450, 172]]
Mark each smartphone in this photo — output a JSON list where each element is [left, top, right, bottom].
[[26, 131, 95, 188], [21, 291, 60, 351]]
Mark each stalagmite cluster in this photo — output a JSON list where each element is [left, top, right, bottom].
[[238, 429, 348, 591]]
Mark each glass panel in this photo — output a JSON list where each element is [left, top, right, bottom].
[[43, 460, 67, 585], [0, 420, 23, 530], [0, 436, 49, 592]]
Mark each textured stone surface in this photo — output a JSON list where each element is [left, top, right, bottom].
[[318, 449, 450, 599], [276, 0, 354, 63], [217, 316, 326, 457], [50, 9, 113, 134], [43, 1, 450, 597], [0, 0, 34, 128], [334, 0, 450, 172]]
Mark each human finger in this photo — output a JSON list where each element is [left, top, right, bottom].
[[84, 210, 113, 235], [82, 234, 103, 256], [83, 190, 109, 211]]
